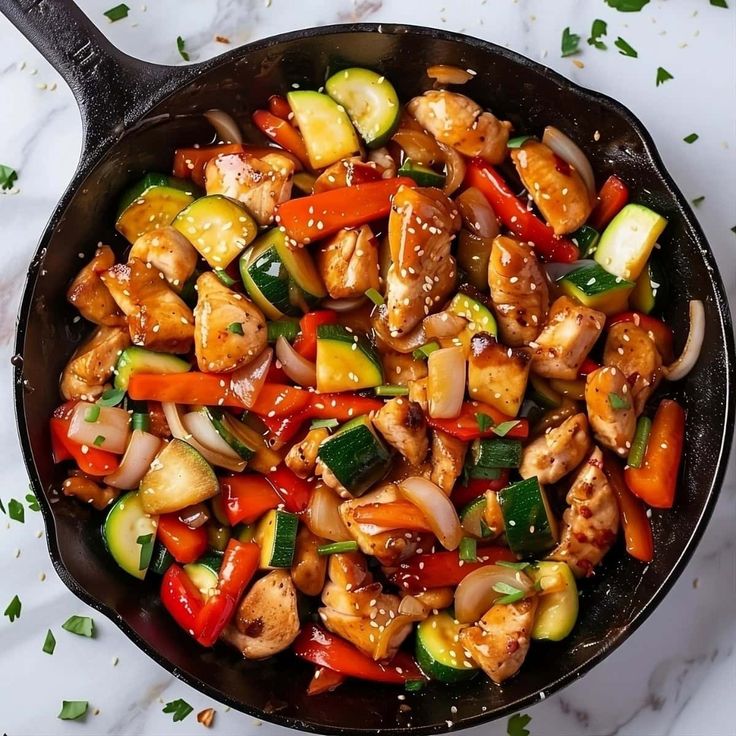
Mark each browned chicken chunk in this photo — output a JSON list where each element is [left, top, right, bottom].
[[373, 398, 429, 466], [430, 430, 467, 494], [382, 350, 428, 387], [585, 366, 637, 456], [128, 226, 198, 291], [61, 474, 120, 510], [285, 427, 329, 479], [317, 225, 380, 299], [291, 526, 328, 597], [66, 245, 124, 326]]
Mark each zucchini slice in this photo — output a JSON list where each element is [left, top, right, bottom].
[[116, 173, 196, 243], [184, 562, 219, 599], [139, 439, 219, 515], [103, 491, 159, 580], [255, 509, 299, 569], [148, 542, 174, 576], [173, 194, 258, 269], [497, 477, 558, 556], [415, 612, 478, 682], [529, 561, 579, 641], [203, 407, 257, 461], [571, 225, 600, 258], [558, 262, 634, 315], [287, 90, 361, 168], [397, 158, 446, 188], [114, 347, 190, 391], [267, 319, 300, 343], [447, 293, 498, 351], [325, 67, 400, 148], [472, 438, 522, 469], [317, 415, 391, 497], [315, 324, 383, 392], [630, 257, 665, 314], [459, 496, 492, 539], [528, 375, 562, 410]]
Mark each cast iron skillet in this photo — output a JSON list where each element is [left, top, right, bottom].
[[3, 1, 734, 733]]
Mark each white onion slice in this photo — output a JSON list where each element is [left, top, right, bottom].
[[543, 259, 596, 282], [438, 141, 466, 195], [427, 64, 475, 85], [663, 299, 705, 381], [423, 311, 468, 339], [183, 411, 238, 456], [371, 306, 428, 353], [322, 296, 367, 312], [455, 186, 500, 239], [306, 484, 353, 542], [542, 126, 596, 199], [230, 347, 272, 409], [105, 430, 162, 490], [454, 565, 535, 623], [204, 109, 243, 144], [427, 346, 466, 419], [276, 336, 316, 387], [67, 402, 130, 454], [398, 477, 463, 550]]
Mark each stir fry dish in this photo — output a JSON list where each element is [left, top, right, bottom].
[[51, 65, 704, 691]]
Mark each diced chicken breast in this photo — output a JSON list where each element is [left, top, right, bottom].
[[373, 398, 429, 466], [520, 413, 592, 484], [382, 350, 428, 387], [548, 447, 620, 577], [316, 225, 380, 299], [511, 140, 593, 235], [285, 427, 329, 479], [291, 526, 327, 597], [327, 551, 370, 591], [60, 325, 130, 400], [66, 245, 124, 326], [407, 377, 429, 412], [585, 366, 637, 456], [408, 90, 512, 164], [61, 473, 120, 510], [487, 236, 549, 347], [430, 429, 467, 494], [531, 296, 605, 380], [193, 272, 267, 373], [128, 226, 198, 291], [101, 258, 194, 354]]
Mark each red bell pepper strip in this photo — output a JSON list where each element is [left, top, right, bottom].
[[426, 401, 528, 442], [603, 454, 654, 563], [390, 548, 517, 593], [578, 357, 601, 377], [266, 360, 289, 384], [608, 311, 674, 363], [160, 564, 204, 632], [309, 393, 384, 421], [250, 384, 313, 417], [313, 160, 383, 193], [157, 515, 209, 563], [266, 465, 312, 513], [49, 415, 119, 476], [589, 174, 629, 230], [275, 178, 416, 245], [293, 624, 424, 684], [268, 94, 292, 119], [307, 666, 346, 695], [173, 143, 245, 186], [253, 109, 310, 168], [128, 372, 245, 409], [221, 474, 282, 526], [624, 399, 685, 509], [194, 592, 236, 647], [293, 310, 338, 361], [451, 472, 511, 508], [464, 158, 579, 263], [261, 410, 310, 448]]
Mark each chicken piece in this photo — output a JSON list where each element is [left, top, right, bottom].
[[327, 551, 370, 590], [385, 186, 460, 335], [468, 332, 531, 416], [101, 259, 194, 354], [412, 587, 455, 612], [313, 157, 383, 192], [285, 427, 329, 479], [61, 474, 120, 510], [407, 90, 512, 164], [407, 378, 428, 412], [193, 272, 267, 373], [459, 597, 538, 684], [603, 322, 662, 414], [221, 570, 300, 659], [317, 225, 380, 299], [373, 398, 428, 466], [483, 490, 505, 539], [531, 296, 605, 380], [430, 430, 467, 494], [382, 350, 428, 387], [548, 447, 620, 577], [511, 140, 593, 235], [585, 366, 637, 456], [205, 151, 294, 226], [520, 413, 591, 484], [128, 226, 198, 291], [66, 245, 124, 326], [60, 325, 130, 400], [488, 236, 549, 347], [291, 526, 327, 597]]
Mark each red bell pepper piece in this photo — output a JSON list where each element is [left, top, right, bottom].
[[464, 158, 579, 263], [451, 472, 511, 508], [250, 384, 313, 417], [603, 454, 654, 563], [293, 310, 338, 361], [275, 178, 416, 245], [194, 592, 236, 647], [173, 143, 245, 186], [221, 474, 281, 525], [312, 160, 383, 193], [266, 465, 312, 513], [390, 548, 517, 593], [49, 413, 119, 477], [128, 372, 246, 409], [309, 393, 384, 421], [293, 624, 423, 684], [426, 401, 528, 442], [267, 94, 292, 119], [608, 311, 674, 363], [589, 174, 629, 230], [266, 359, 289, 384], [307, 666, 346, 695], [624, 399, 685, 509], [261, 411, 310, 447], [157, 515, 209, 564], [160, 564, 204, 632], [252, 109, 310, 168], [578, 357, 601, 377]]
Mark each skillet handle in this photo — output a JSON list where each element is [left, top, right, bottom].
[[0, 0, 199, 156]]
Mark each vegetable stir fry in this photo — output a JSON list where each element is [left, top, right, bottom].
[[52, 65, 703, 690]]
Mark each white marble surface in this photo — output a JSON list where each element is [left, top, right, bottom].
[[1, 1, 734, 734]]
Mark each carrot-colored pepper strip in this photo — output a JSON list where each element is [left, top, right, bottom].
[[353, 501, 433, 531], [253, 109, 310, 168]]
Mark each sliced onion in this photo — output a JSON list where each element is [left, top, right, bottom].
[[392, 128, 444, 166], [544, 259, 596, 282], [427, 64, 475, 85], [230, 347, 272, 409], [162, 402, 246, 472], [67, 402, 130, 454], [423, 311, 467, 339], [542, 125, 596, 199], [373, 609, 424, 660], [438, 141, 466, 195], [398, 595, 427, 617], [105, 430, 162, 490], [368, 147, 397, 178], [455, 187, 500, 239], [322, 296, 366, 312], [427, 347, 466, 419], [663, 300, 705, 381], [372, 305, 428, 353], [276, 336, 316, 387], [306, 484, 353, 542], [204, 109, 243, 144], [454, 565, 535, 623], [183, 411, 237, 457], [398, 477, 463, 550], [178, 502, 210, 529]]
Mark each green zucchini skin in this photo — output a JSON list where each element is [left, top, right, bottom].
[[255, 509, 299, 568], [397, 158, 446, 187], [204, 407, 257, 461], [114, 347, 191, 390], [103, 491, 159, 580], [558, 262, 634, 314], [315, 324, 384, 392], [472, 438, 523, 469], [415, 612, 478, 682], [459, 496, 492, 539], [497, 477, 558, 555]]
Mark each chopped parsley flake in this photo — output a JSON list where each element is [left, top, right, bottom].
[[605, 0, 649, 10], [507, 713, 532, 736], [8, 498, 24, 523], [58, 701, 88, 720], [0, 164, 18, 190], [25, 491, 40, 512], [177, 36, 190, 62], [163, 698, 194, 722], [683, 133, 699, 144], [62, 614, 95, 638], [656, 67, 674, 86], [692, 195, 705, 206], [137, 533, 154, 571], [561, 27, 581, 57], [103, 3, 129, 22], [93, 435, 106, 447], [97, 388, 125, 407], [587, 19, 608, 50], [227, 322, 244, 335], [710, 0, 729, 7], [614, 37, 638, 58], [4, 595, 21, 622], [608, 392, 631, 410], [475, 412, 493, 433], [43, 629, 56, 655]]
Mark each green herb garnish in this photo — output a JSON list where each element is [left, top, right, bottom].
[[614, 37, 638, 58], [93, 435, 106, 447], [459, 537, 477, 562], [137, 533, 154, 571], [493, 582, 525, 605], [605, 0, 649, 10], [317, 541, 359, 556], [683, 133, 699, 144], [8, 498, 24, 523], [25, 491, 40, 512], [507, 713, 532, 736], [103, 3, 129, 22], [405, 679, 426, 692], [310, 418, 339, 430], [507, 135, 533, 149], [493, 420, 520, 437], [227, 322, 244, 335], [474, 412, 493, 433], [374, 385, 409, 397], [608, 392, 631, 410], [132, 412, 150, 432], [561, 27, 581, 57], [58, 701, 88, 720], [84, 404, 101, 423], [4, 595, 21, 622], [692, 195, 705, 206], [365, 288, 384, 306], [497, 560, 532, 572], [710, 0, 728, 6], [97, 388, 125, 407], [62, 615, 94, 638], [587, 19, 608, 50], [627, 416, 652, 469], [656, 67, 674, 86], [0, 164, 18, 190], [177, 36, 190, 62], [163, 698, 194, 722], [213, 268, 236, 286], [412, 341, 440, 360], [43, 629, 56, 655]]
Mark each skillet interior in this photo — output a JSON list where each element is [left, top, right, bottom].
[[14, 25, 734, 734]]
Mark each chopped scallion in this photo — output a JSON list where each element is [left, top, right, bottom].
[[459, 537, 477, 562], [375, 385, 409, 397], [84, 405, 100, 423], [412, 341, 440, 360], [317, 540, 359, 556], [627, 416, 652, 468], [365, 288, 384, 306], [310, 418, 339, 430]]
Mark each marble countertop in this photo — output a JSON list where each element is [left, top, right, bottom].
[[0, 1, 734, 734]]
